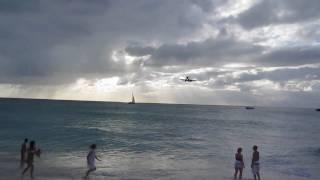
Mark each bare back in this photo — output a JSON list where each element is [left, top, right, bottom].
[[252, 151, 259, 162], [21, 143, 27, 153], [235, 153, 243, 162]]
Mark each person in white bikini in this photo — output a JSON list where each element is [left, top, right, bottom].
[[85, 144, 101, 179], [251, 145, 261, 180], [234, 147, 245, 180]]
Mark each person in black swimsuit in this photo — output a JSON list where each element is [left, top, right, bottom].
[[251, 145, 260, 180], [22, 141, 41, 179], [234, 147, 245, 179]]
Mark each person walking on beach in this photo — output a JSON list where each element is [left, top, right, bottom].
[[234, 147, 245, 180], [85, 144, 101, 179], [22, 141, 41, 179], [251, 145, 260, 180], [20, 138, 28, 168]]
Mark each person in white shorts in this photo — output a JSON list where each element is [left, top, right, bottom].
[[234, 147, 245, 179], [85, 144, 101, 179], [251, 145, 260, 180]]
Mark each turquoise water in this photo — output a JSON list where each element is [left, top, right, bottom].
[[0, 98, 319, 179]]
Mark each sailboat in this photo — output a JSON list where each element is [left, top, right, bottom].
[[128, 93, 135, 104]]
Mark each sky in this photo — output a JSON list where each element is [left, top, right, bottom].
[[0, 0, 320, 107]]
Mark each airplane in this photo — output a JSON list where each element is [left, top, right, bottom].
[[180, 76, 197, 82]]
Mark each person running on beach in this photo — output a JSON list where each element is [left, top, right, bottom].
[[85, 144, 101, 179], [20, 138, 28, 168], [234, 147, 245, 180], [22, 141, 41, 179], [251, 145, 260, 180]]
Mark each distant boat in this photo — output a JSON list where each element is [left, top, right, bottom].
[[128, 93, 135, 104], [245, 106, 255, 110], [316, 109, 320, 112]]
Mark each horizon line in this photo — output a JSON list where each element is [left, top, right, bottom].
[[0, 96, 318, 109]]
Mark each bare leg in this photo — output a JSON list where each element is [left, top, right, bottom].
[[20, 160, 24, 168], [22, 165, 30, 175], [20, 157, 24, 168], [257, 173, 260, 180], [21, 165, 29, 179], [20, 154, 25, 168], [30, 164, 34, 179], [85, 168, 96, 178], [239, 168, 243, 180], [234, 168, 238, 179]]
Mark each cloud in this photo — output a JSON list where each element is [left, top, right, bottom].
[[203, 65, 320, 91], [235, 0, 320, 29], [125, 37, 262, 66], [0, 0, 212, 85], [126, 37, 320, 68], [0, 0, 41, 13], [0, 0, 320, 107], [237, 66, 320, 83], [258, 46, 320, 66]]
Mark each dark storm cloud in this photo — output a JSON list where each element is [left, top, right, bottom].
[[125, 37, 263, 66], [126, 37, 320, 68], [1, 0, 318, 85], [0, 0, 111, 14], [0, 0, 216, 85], [0, 0, 41, 13], [236, 0, 320, 29], [0, 0, 110, 84]]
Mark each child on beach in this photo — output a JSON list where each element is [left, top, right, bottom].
[[22, 140, 41, 179], [20, 138, 28, 168], [251, 145, 260, 180], [85, 144, 101, 179], [234, 147, 244, 180]]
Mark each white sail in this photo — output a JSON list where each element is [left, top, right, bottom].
[[132, 93, 135, 103], [129, 93, 135, 104]]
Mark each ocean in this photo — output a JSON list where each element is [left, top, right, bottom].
[[0, 98, 319, 180]]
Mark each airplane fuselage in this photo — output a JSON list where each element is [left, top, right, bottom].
[[180, 76, 196, 82]]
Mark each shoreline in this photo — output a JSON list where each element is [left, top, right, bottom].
[[0, 152, 315, 180]]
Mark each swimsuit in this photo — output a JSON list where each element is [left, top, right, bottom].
[[252, 161, 260, 175], [234, 160, 244, 169]]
